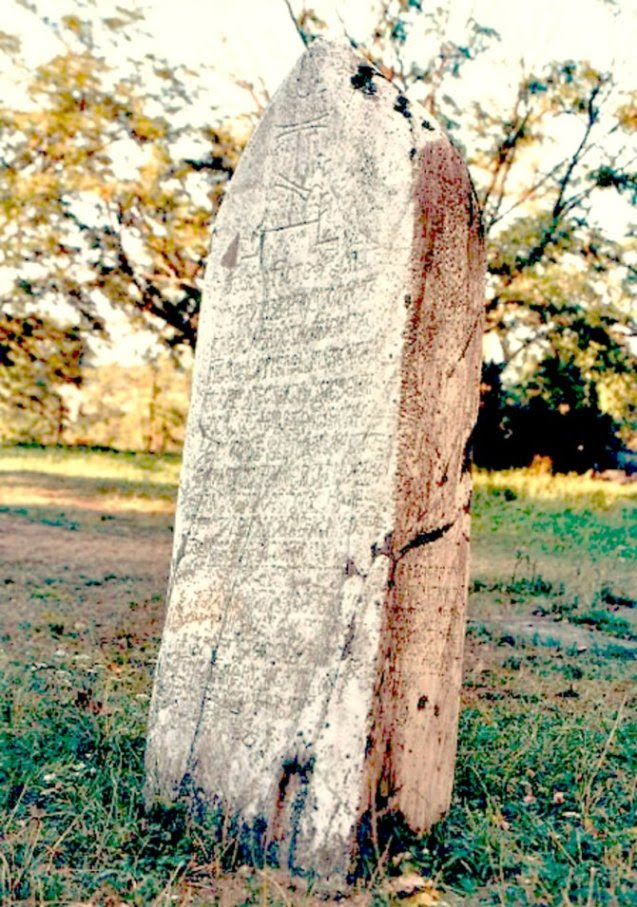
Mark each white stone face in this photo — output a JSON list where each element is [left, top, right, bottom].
[[146, 40, 480, 878]]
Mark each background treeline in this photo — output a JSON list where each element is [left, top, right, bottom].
[[0, 1, 635, 469], [0, 355, 190, 453]]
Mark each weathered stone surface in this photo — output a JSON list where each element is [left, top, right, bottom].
[[146, 40, 484, 877]]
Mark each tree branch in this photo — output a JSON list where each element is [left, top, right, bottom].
[[282, 0, 308, 48], [553, 81, 603, 219]]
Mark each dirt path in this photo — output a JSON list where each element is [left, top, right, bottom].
[[472, 614, 637, 656], [0, 509, 173, 662]]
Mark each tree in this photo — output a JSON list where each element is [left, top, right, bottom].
[[68, 354, 190, 452], [472, 61, 637, 463], [0, 4, 243, 445], [0, 312, 83, 443], [0, 6, 242, 357], [288, 1, 637, 466]]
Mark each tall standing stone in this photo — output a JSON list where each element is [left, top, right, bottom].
[[146, 40, 484, 878]]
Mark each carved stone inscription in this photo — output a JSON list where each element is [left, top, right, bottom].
[[146, 40, 485, 879]]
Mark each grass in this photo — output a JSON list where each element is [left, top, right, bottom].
[[0, 444, 182, 488], [471, 468, 636, 632], [0, 446, 635, 905]]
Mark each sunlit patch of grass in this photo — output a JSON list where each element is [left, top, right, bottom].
[[470, 468, 637, 639], [0, 444, 180, 520], [0, 444, 182, 488], [473, 466, 637, 509], [471, 470, 636, 562], [0, 487, 175, 515]]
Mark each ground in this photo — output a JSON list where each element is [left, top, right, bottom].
[[0, 447, 635, 905]]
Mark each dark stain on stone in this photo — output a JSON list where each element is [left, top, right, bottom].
[[221, 232, 239, 268], [409, 146, 417, 159], [394, 95, 412, 118], [417, 695, 428, 711], [421, 118, 434, 131], [434, 704, 440, 717], [351, 64, 378, 96], [344, 557, 362, 578], [271, 754, 315, 863], [276, 757, 314, 807]]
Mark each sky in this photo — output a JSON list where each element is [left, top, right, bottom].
[[140, 0, 635, 118], [5, 0, 635, 119]]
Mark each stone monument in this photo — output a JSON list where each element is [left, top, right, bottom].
[[146, 40, 485, 878]]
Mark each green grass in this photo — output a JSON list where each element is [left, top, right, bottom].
[[0, 659, 201, 904], [471, 468, 636, 636], [1, 651, 633, 905], [472, 468, 636, 566], [438, 700, 634, 903], [0, 448, 635, 904]]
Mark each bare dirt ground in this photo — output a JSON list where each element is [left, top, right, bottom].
[[0, 469, 174, 666]]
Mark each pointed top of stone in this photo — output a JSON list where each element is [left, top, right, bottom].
[[271, 37, 444, 142]]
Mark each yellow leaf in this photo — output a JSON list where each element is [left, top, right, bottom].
[[400, 891, 441, 907], [385, 873, 442, 905]]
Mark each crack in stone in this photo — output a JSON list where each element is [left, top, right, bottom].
[[390, 519, 458, 590], [363, 518, 460, 593], [340, 613, 357, 660], [363, 513, 460, 594], [180, 643, 217, 791], [397, 520, 455, 559]]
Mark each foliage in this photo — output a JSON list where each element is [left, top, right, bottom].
[[0, 7, 242, 354], [66, 355, 191, 453], [0, 337, 190, 451], [0, 312, 84, 444], [0, 2, 636, 463], [474, 59, 637, 459], [473, 361, 628, 471]]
